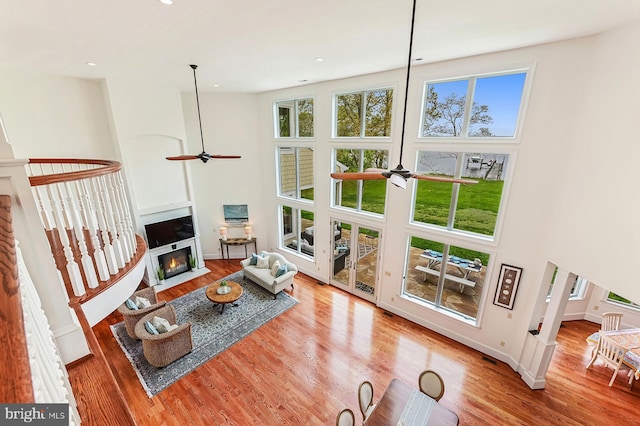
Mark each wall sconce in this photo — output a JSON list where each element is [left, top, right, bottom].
[[244, 225, 252, 240], [219, 226, 227, 241]]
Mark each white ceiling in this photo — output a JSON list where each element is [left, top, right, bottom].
[[1, 0, 640, 93]]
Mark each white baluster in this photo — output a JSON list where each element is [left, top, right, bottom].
[[16, 241, 80, 426], [77, 179, 109, 282], [89, 177, 118, 275], [45, 185, 85, 296], [98, 175, 125, 269], [107, 173, 132, 262], [116, 171, 137, 256], [63, 181, 99, 289]]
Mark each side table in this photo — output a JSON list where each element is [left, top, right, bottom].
[[220, 238, 257, 260]]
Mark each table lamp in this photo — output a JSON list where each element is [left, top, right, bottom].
[[244, 225, 252, 240], [219, 226, 227, 241]]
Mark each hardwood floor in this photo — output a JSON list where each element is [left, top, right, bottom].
[[91, 259, 640, 425]]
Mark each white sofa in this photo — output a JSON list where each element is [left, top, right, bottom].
[[240, 252, 298, 299]]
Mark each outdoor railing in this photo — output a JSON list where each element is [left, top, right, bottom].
[[26, 159, 138, 298]]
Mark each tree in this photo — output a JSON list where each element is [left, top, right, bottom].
[[423, 91, 494, 137]]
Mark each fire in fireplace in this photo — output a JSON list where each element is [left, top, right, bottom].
[[158, 247, 192, 280]]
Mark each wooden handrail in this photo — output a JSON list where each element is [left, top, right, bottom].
[[0, 195, 34, 403], [27, 158, 121, 187]]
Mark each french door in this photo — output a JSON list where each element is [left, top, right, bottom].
[[330, 219, 381, 303]]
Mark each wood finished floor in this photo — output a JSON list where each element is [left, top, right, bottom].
[[92, 259, 640, 425]]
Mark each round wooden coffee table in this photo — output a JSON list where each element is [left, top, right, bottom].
[[205, 281, 243, 313]]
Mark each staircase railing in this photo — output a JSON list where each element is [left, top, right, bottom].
[[26, 159, 138, 299]]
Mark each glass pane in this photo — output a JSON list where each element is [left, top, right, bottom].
[[332, 220, 350, 284], [297, 98, 314, 137], [278, 148, 296, 197], [283, 207, 314, 258], [333, 149, 388, 215], [298, 147, 314, 201], [468, 73, 526, 137], [454, 153, 507, 236], [277, 105, 291, 137], [365, 89, 393, 136], [336, 93, 362, 137], [361, 181, 386, 214], [412, 152, 456, 227], [405, 238, 487, 321], [442, 245, 487, 319], [355, 227, 379, 296], [405, 237, 444, 304], [422, 80, 469, 137]]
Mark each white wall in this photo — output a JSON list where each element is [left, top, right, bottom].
[[0, 69, 115, 159], [182, 91, 261, 259], [544, 20, 640, 303]]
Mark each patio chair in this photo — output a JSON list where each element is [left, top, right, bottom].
[[418, 369, 445, 401]]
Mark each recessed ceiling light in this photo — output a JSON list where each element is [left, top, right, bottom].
[[160, 0, 173, 5], [86, 62, 97, 67], [298, 79, 308, 83], [213, 84, 219, 88], [315, 57, 324, 62]]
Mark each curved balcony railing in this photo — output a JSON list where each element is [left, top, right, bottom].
[[26, 159, 139, 300]]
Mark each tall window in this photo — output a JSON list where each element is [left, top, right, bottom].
[[275, 98, 314, 138], [411, 151, 508, 238], [278, 147, 314, 201], [281, 206, 314, 258], [335, 88, 393, 137], [422, 71, 526, 138], [403, 236, 489, 321], [333, 148, 388, 215]]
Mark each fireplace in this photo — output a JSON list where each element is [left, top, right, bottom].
[[158, 247, 192, 279]]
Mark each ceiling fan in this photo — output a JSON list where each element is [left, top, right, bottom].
[[330, 0, 477, 189], [166, 64, 241, 164]]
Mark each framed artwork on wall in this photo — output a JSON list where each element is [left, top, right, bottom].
[[493, 264, 523, 310]]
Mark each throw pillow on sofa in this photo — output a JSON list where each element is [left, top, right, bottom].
[[270, 260, 281, 277], [125, 298, 138, 310], [276, 263, 288, 278], [256, 255, 270, 269]]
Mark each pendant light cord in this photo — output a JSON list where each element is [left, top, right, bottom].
[[397, 0, 417, 169], [190, 64, 206, 153]]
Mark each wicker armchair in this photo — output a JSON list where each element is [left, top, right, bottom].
[[134, 305, 193, 367], [117, 287, 166, 339]]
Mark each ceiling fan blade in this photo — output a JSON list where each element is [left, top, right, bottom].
[[210, 155, 242, 159], [411, 174, 479, 184], [331, 172, 386, 180], [166, 155, 200, 161]]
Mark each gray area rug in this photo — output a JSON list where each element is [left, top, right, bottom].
[[111, 271, 298, 397]]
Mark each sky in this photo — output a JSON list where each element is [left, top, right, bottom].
[[426, 72, 526, 137]]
